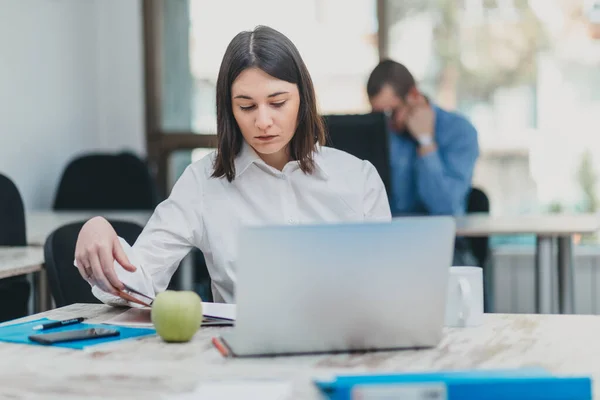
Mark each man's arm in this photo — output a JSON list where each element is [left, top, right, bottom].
[[415, 120, 479, 215]]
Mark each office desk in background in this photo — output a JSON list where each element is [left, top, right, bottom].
[[1, 303, 600, 399], [0, 247, 44, 279], [455, 213, 600, 315], [22, 211, 600, 315], [0, 246, 49, 313]]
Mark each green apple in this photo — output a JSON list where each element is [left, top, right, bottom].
[[151, 290, 203, 343]]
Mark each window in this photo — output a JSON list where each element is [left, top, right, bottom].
[[383, 0, 600, 232]]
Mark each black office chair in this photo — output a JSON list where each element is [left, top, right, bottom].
[[53, 152, 160, 211], [0, 174, 31, 322], [466, 187, 492, 311], [44, 220, 144, 307], [191, 248, 213, 302], [466, 187, 491, 268], [322, 113, 391, 195]]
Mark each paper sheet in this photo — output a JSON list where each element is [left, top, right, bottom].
[[104, 307, 154, 328], [203, 302, 236, 320], [104, 302, 236, 328]]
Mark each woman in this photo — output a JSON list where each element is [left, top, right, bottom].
[[75, 26, 391, 305]]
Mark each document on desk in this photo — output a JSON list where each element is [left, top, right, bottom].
[[203, 302, 236, 320], [165, 380, 291, 400], [104, 302, 236, 328]]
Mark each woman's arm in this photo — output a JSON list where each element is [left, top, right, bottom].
[[75, 165, 204, 307]]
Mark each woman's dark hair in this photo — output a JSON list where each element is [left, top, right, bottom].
[[212, 25, 326, 182]]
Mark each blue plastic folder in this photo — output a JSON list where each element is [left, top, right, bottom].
[[0, 318, 156, 350], [315, 368, 593, 400]]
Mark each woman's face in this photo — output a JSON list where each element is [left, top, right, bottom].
[[231, 68, 300, 165]]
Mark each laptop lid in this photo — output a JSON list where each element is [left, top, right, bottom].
[[222, 217, 455, 357]]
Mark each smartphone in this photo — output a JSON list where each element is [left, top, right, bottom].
[[28, 328, 120, 345]]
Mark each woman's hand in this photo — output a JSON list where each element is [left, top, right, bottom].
[[74, 217, 137, 295]]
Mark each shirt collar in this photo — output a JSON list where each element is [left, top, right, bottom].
[[312, 144, 330, 180], [233, 140, 329, 180], [233, 140, 261, 177]]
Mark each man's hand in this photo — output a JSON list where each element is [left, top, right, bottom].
[[406, 95, 436, 155], [406, 95, 435, 140]]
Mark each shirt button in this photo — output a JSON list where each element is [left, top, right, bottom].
[[288, 218, 295, 224]]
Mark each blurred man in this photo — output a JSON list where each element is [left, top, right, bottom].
[[367, 59, 480, 265]]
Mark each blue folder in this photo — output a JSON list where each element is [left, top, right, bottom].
[[315, 368, 593, 400], [0, 318, 156, 350]]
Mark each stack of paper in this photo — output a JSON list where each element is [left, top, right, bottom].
[[104, 302, 236, 328]]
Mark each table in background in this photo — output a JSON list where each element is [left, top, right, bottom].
[[25, 211, 600, 314], [0, 304, 599, 399], [455, 213, 600, 314], [0, 246, 49, 312]]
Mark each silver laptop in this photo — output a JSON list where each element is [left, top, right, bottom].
[[218, 216, 456, 357]]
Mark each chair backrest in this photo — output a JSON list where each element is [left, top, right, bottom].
[[322, 113, 391, 196], [0, 174, 30, 322], [53, 152, 160, 211], [44, 220, 144, 307], [0, 174, 26, 246], [466, 187, 491, 267]]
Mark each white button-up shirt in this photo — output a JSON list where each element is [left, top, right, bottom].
[[92, 143, 391, 305]]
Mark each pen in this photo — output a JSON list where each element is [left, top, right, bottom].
[[32, 317, 85, 331], [211, 337, 231, 357]]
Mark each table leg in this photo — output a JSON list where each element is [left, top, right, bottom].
[[27, 273, 34, 315], [33, 268, 52, 313], [535, 236, 554, 313], [558, 235, 575, 314]]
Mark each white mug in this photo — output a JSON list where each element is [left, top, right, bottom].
[[445, 266, 484, 327]]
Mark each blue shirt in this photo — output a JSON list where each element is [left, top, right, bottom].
[[389, 104, 479, 216]]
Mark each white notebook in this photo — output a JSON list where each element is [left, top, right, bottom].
[[104, 302, 236, 328]]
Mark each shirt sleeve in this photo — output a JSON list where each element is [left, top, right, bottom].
[[362, 160, 392, 222], [415, 120, 479, 215], [90, 164, 203, 306]]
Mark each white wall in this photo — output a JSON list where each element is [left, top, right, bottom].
[[94, 0, 145, 154], [0, 0, 145, 210]]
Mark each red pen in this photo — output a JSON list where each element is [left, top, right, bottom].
[[212, 337, 231, 357]]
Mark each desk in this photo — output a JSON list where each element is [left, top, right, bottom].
[[0, 247, 44, 279], [0, 246, 49, 312], [0, 304, 599, 399], [455, 213, 600, 315]]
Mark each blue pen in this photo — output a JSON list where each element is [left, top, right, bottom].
[[32, 317, 85, 331]]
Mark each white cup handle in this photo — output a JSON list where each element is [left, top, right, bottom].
[[457, 278, 472, 327]]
